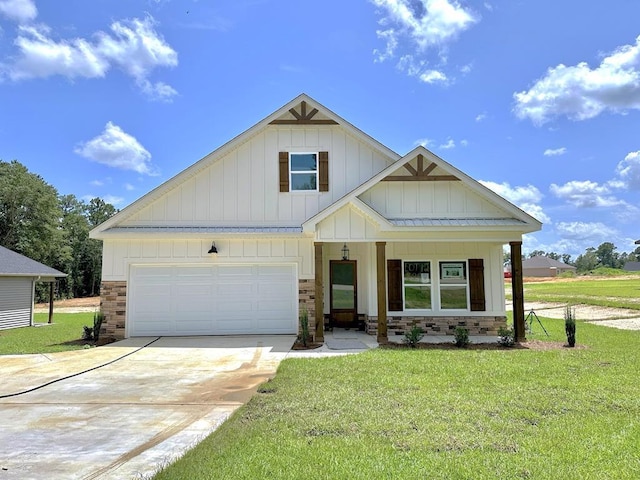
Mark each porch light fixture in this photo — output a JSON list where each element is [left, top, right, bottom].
[[207, 242, 218, 254], [341, 243, 349, 261]]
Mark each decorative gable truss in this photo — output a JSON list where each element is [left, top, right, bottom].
[[382, 154, 460, 182]]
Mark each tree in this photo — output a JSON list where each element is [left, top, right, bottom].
[[0, 160, 66, 266], [595, 242, 620, 269], [575, 247, 598, 273], [561, 253, 573, 265]]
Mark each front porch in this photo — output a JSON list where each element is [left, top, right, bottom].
[[306, 240, 525, 344]]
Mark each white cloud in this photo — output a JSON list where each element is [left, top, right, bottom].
[[372, 0, 478, 82], [4, 16, 178, 101], [616, 150, 640, 190], [514, 35, 640, 124], [439, 139, 455, 149], [475, 112, 487, 122], [543, 147, 567, 156], [555, 221, 615, 241], [459, 139, 468, 147], [124, 183, 135, 191], [549, 180, 624, 208], [0, 0, 36, 23], [419, 69, 448, 84], [414, 137, 435, 148], [90, 180, 104, 187], [103, 195, 124, 206], [75, 122, 156, 175], [480, 180, 548, 223]]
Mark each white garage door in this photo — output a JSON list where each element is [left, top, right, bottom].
[[128, 264, 297, 336]]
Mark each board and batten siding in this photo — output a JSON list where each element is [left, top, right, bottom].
[[101, 237, 315, 282], [120, 126, 393, 228], [0, 277, 33, 330], [359, 181, 505, 219]]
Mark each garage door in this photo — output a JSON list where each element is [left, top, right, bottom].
[[128, 264, 297, 336]]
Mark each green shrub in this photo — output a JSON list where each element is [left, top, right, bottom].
[[454, 326, 469, 348], [93, 311, 105, 342], [82, 325, 94, 341], [497, 325, 515, 347], [299, 308, 310, 347], [403, 325, 424, 348], [565, 306, 576, 347]]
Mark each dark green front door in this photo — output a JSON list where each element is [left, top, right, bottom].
[[330, 260, 357, 327]]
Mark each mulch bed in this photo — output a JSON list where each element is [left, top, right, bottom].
[[381, 340, 586, 351]]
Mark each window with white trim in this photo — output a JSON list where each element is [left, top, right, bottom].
[[439, 261, 468, 309], [403, 261, 432, 310], [290, 153, 317, 191]]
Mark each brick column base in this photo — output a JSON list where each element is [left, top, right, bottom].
[[298, 279, 316, 336]]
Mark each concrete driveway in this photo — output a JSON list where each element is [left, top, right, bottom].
[[0, 335, 294, 480]]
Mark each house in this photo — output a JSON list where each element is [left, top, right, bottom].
[[90, 94, 541, 342], [623, 262, 640, 272], [522, 256, 576, 277], [0, 245, 67, 330]]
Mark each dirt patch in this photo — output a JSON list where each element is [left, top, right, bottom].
[[34, 296, 100, 314]]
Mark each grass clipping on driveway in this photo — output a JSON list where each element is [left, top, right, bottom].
[[155, 319, 640, 480]]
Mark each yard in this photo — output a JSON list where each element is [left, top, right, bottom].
[[153, 317, 640, 479], [0, 312, 94, 354]]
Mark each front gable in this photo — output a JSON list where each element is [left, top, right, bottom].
[[92, 94, 400, 238], [304, 146, 541, 239]]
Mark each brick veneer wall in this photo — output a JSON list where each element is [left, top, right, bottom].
[[100, 281, 127, 340], [366, 315, 507, 337], [298, 279, 316, 335]]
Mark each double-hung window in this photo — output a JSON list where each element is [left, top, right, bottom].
[[403, 261, 432, 309], [439, 261, 468, 309], [290, 153, 318, 191]]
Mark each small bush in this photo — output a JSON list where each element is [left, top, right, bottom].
[[82, 325, 94, 341], [403, 325, 424, 348], [497, 325, 515, 347], [453, 327, 469, 348], [565, 306, 576, 347], [93, 311, 105, 343], [298, 308, 310, 347]]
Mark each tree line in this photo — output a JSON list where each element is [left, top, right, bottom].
[[1, 160, 117, 301], [505, 242, 640, 273]]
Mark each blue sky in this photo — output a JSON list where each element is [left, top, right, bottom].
[[1, 0, 639, 259]]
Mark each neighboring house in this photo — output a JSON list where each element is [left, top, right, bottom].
[[522, 256, 576, 277], [0, 245, 67, 330], [90, 94, 541, 342], [623, 262, 640, 272]]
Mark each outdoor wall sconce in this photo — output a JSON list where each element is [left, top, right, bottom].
[[341, 243, 349, 260], [207, 242, 218, 254]]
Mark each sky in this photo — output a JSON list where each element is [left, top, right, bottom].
[[1, 0, 639, 259]]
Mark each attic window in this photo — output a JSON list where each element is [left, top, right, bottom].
[[290, 153, 318, 191]]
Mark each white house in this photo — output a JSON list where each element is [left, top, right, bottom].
[[90, 94, 541, 343]]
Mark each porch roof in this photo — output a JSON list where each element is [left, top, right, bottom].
[[98, 225, 303, 238], [388, 218, 527, 227]]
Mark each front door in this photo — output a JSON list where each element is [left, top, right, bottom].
[[329, 260, 357, 328]]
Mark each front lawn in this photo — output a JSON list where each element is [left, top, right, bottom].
[[0, 313, 94, 355], [507, 276, 640, 310], [154, 319, 640, 479]]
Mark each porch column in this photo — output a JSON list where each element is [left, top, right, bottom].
[[48, 281, 55, 324], [314, 242, 324, 342], [376, 241, 388, 344], [510, 241, 525, 342]]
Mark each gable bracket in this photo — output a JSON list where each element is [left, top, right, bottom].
[[386, 154, 460, 182], [269, 101, 339, 125]]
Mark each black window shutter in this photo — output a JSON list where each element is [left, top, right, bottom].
[[469, 258, 486, 311], [387, 259, 403, 311], [319, 151, 329, 192], [279, 152, 289, 192]]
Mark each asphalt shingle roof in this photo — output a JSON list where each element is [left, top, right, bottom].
[[0, 245, 66, 277], [521, 256, 576, 269]]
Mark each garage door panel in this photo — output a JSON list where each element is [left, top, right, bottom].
[[129, 264, 296, 336]]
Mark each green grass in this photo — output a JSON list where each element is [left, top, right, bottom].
[[0, 313, 94, 355], [506, 276, 640, 310], [154, 320, 640, 480]]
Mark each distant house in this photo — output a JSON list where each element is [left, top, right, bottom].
[[522, 256, 576, 277], [623, 262, 640, 272], [0, 246, 66, 330]]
